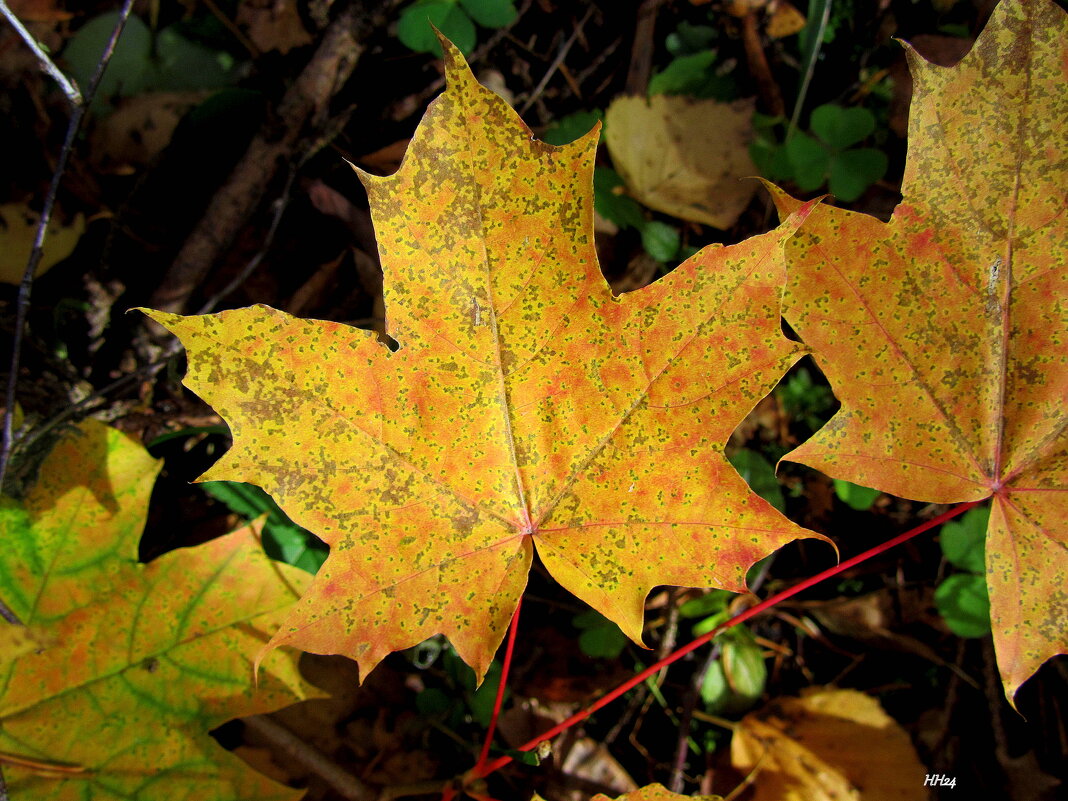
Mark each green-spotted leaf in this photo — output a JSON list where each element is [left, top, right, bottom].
[[0, 420, 315, 800], [139, 36, 828, 685], [775, 0, 1068, 704]]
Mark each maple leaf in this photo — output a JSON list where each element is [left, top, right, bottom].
[[730, 688, 926, 801], [0, 420, 315, 800], [139, 37, 828, 683], [773, 0, 1067, 703]]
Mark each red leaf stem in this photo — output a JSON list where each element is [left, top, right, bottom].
[[468, 499, 983, 782]]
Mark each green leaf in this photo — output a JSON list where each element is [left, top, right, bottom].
[[832, 478, 881, 511], [828, 147, 888, 202], [728, 449, 786, 512], [574, 609, 628, 658], [594, 167, 646, 230], [785, 132, 830, 191], [940, 506, 990, 574], [415, 687, 453, 715], [935, 574, 992, 638], [61, 12, 239, 106], [700, 629, 766, 715], [458, 0, 518, 28], [62, 12, 153, 99], [640, 220, 681, 262], [679, 590, 731, 620], [202, 481, 327, 574], [397, 1, 476, 56], [666, 22, 718, 56], [542, 109, 603, 146], [468, 659, 505, 726], [648, 51, 715, 96], [810, 104, 876, 150]]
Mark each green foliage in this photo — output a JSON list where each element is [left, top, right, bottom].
[[680, 590, 733, 637], [940, 505, 989, 574], [640, 220, 682, 262], [728, 450, 786, 512], [700, 627, 767, 715], [574, 609, 628, 659], [750, 104, 888, 201], [201, 481, 327, 574], [412, 641, 506, 728], [774, 365, 836, 433], [935, 575, 991, 638], [397, 0, 517, 57], [833, 478, 881, 511], [935, 506, 992, 638], [62, 11, 239, 107], [649, 20, 736, 98], [541, 110, 603, 146]]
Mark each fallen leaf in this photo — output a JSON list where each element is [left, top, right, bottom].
[[89, 90, 212, 172], [139, 37, 827, 683], [604, 95, 760, 230], [766, 2, 807, 39], [731, 688, 927, 801], [0, 419, 316, 800], [775, 0, 1067, 704], [0, 202, 85, 284], [237, 0, 312, 55]]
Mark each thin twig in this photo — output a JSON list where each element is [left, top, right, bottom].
[[0, 1, 82, 106], [517, 5, 595, 115], [788, 0, 834, 137], [669, 644, 720, 793], [0, 0, 136, 493], [243, 714, 375, 801]]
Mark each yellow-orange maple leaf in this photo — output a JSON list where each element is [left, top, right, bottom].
[[141, 39, 827, 682], [775, 0, 1066, 704]]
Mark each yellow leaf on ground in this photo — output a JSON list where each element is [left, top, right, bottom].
[[605, 95, 759, 230], [775, 0, 1067, 704], [0, 202, 85, 284], [0, 419, 316, 800], [731, 688, 927, 801]]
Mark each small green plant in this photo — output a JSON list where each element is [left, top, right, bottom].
[[833, 478, 881, 511], [397, 0, 517, 57], [411, 639, 508, 728], [935, 506, 992, 638], [574, 609, 628, 659], [679, 593, 767, 715], [201, 481, 327, 573], [751, 104, 888, 201]]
